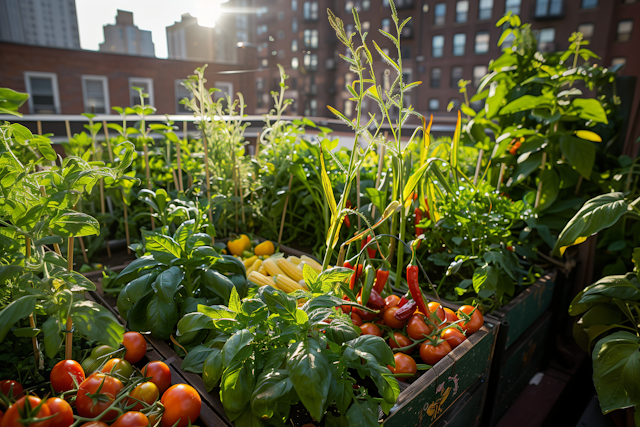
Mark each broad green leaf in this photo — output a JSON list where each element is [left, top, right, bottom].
[[220, 359, 254, 420], [0, 88, 29, 113], [0, 265, 23, 285], [146, 295, 179, 340], [592, 332, 640, 414], [0, 296, 37, 342], [181, 345, 217, 373], [499, 95, 550, 115], [535, 169, 560, 211], [114, 256, 161, 285], [560, 135, 596, 179], [10, 123, 33, 145], [13, 327, 40, 338], [572, 98, 608, 124], [143, 232, 183, 263], [71, 299, 124, 348], [50, 212, 100, 237], [201, 269, 233, 304], [117, 271, 159, 320], [346, 397, 379, 427], [202, 348, 223, 392], [42, 316, 63, 359], [176, 312, 215, 336], [173, 220, 197, 251], [346, 335, 395, 366], [152, 267, 184, 303], [507, 152, 543, 187], [553, 192, 629, 256], [37, 139, 57, 161], [251, 369, 293, 420], [472, 265, 499, 298], [288, 339, 331, 421], [485, 80, 508, 119], [222, 329, 254, 366], [579, 275, 640, 303]]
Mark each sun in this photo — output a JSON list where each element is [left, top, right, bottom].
[[186, 0, 226, 28]]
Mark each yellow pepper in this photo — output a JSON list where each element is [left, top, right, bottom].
[[227, 234, 251, 256], [254, 240, 275, 256], [243, 255, 258, 268]]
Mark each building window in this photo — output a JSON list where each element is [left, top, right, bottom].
[[363, 0, 371, 10], [303, 1, 318, 20], [455, 1, 468, 23], [430, 68, 441, 88], [344, 100, 354, 117], [434, 3, 446, 25], [429, 98, 439, 111], [304, 53, 318, 71], [325, 58, 336, 69], [292, 0, 297, 10], [617, 20, 633, 42], [432, 35, 444, 58], [611, 57, 626, 67], [473, 66, 487, 87], [256, 78, 264, 91], [278, 30, 285, 39], [81, 75, 109, 114], [537, 28, 556, 51], [450, 66, 463, 88], [305, 99, 317, 116], [578, 23, 594, 40], [401, 46, 411, 59], [453, 33, 466, 56], [292, 17, 298, 32], [24, 72, 60, 114], [292, 39, 298, 52], [581, 0, 597, 8], [278, 12, 285, 20], [382, 18, 391, 33], [292, 57, 299, 69], [128, 77, 154, 107], [175, 80, 192, 114], [505, 0, 521, 14], [475, 31, 490, 54], [257, 25, 268, 35], [535, 0, 563, 18], [308, 75, 317, 94], [478, 0, 493, 20], [304, 29, 318, 48]]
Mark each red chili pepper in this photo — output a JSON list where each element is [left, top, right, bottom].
[[350, 264, 363, 290], [361, 235, 376, 259], [398, 292, 410, 307], [414, 207, 423, 236], [374, 268, 389, 294], [507, 245, 514, 252], [344, 261, 354, 270], [394, 299, 417, 321], [344, 216, 351, 228], [509, 140, 522, 155], [366, 289, 385, 311], [407, 250, 429, 317]]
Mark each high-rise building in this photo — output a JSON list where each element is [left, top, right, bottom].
[[99, 10, 155, 58], [0, 0, 80, 49], [254, 0, 640, 123], [167, 0, 254, 65]]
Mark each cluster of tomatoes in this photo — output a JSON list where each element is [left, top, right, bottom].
[[0, 332, 201, 427], [344, 296, 484, 381]]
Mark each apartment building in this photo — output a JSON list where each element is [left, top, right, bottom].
[[253, 0, 640, 123], [99, 10, 155, 58]]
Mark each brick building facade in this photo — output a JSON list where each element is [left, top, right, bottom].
[[0, 42, 256, 116]]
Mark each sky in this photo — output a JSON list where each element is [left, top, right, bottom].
[[75, 0, 227, 58]]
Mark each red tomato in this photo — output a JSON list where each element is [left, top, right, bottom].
[[45, 398, 74, 427], [50, 360, 85, 393], [383, 306, 407, 329], [0, 410, 4, 424], [352, 307, 377, 322], [388, 332, 414, 354], [360, 323, 382, 337], [0, 380, 23, 398], [387, 353, 417, 382], [350, 312, 363, 327], [142, 362, 172, 394], [76, 373, 123, 421], [443, 308, 458, 325], [406, 314, 433, 341], [111, 412, 149, 427], [79, 423, 109, 427], [383, 295, 400, 312], [160, 384, 201, 427], [126, 382, 159, 411], [427, 302, 445, 324], [419, 341, 452, 365], [122, 332, 147, 364], [457, 305, 484, 335], [1, 396, 51, 427], [440, 328, 467, 349]]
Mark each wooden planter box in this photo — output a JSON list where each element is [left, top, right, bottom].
[[382, 316, 499, 426], [483, 311, 553, 427]]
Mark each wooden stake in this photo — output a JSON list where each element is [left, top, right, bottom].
[[534, 152, 547, 209], [39, 186, 62, 255], [473, 149, 484, 185], [142, 140, 155, 229], [28, 314, 39, 367], [37, 121, 42, 137], [65, 120, 72, 141], [103, 120, 114, 163], [356, 169, 361, 230], [278, 174, 294, 246], [497, 163, 506, 192], [65, 237, 74, 360]]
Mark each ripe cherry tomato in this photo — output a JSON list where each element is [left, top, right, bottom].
[[79, 422, 109, 427], [387, 353, 417, 382], [122, 332, 147, 364], [127, 382, 159, 411], [419, 341, 452, 365], [443, 308, 458, 325], [440, 328, 467, 349], [383, 295, 400, 312], [1, 396, 51, 427], [50, 360, 85, 393], [101, 358, 133, 379], [457, 305, 484, 335], [360, 323, 382, 337], [427, 302, 445, 324], [406, 314, 433, 340], [0, 380, 23, 398], [111, 412, 149, 427], [341, 296, 352, 314], [76, 373, 123, 421], [388, 332, 414, 354], [46, 398, 74, 427], [142, 362, 172, 394], [160, 384, 202, 427], [350, 312, 363, 327], [383, 306, 407, 329]]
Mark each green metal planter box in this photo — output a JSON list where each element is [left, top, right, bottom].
[[382, 317, 499, 426], [432, 376, 488, 427]]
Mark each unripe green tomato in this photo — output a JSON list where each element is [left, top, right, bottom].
[[102, 358, 134, 378], [81, 357, 99, 374], [91, 345, 117, 359]]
